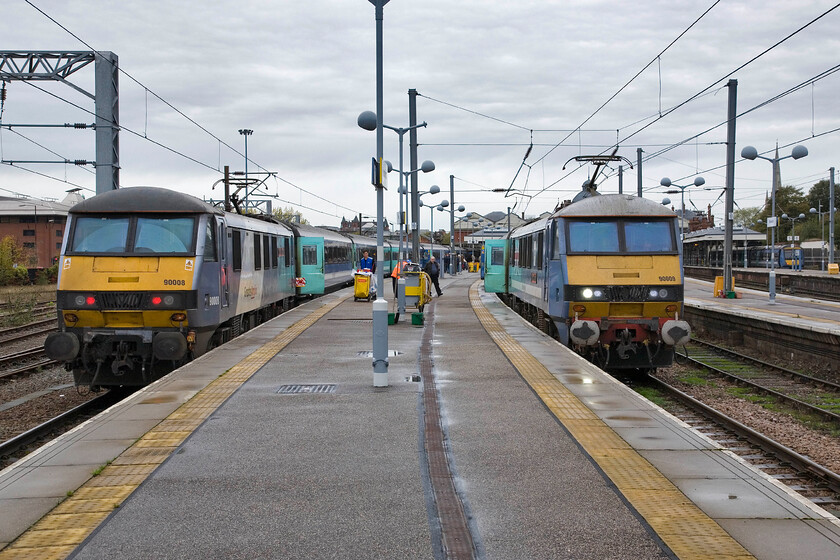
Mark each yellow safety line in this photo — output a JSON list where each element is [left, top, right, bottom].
[[0, 294, 349, 560], [469, 283, 755, 560]]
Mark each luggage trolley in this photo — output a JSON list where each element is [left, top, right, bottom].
[[353, 269, 375, 301], [402, 263, 432, 312]]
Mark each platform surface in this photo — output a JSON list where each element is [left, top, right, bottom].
[[1, 273, 839, 559]]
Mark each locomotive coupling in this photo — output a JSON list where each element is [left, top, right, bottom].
[[570, 320, 600, 346], [661, 320, 691, 346], [45, 332, 81, 361]]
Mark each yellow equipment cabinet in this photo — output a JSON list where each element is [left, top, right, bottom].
[[403, 264, 432, 312]]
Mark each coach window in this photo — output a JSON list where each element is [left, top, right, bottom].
[[491, 246, 504, 266], [284, 237, 291, 267], [271, 236, 278, 268], [203, 221, 217, 261], [232, 230, 242, 271], [254, 233, 262, 270], [302, 245, 317, 265], [536, 232, 544, 269], [263, 234, 270, 269]]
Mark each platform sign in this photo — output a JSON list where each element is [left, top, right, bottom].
[[767, 216, 777, 228], [370, 157, 388, 189]]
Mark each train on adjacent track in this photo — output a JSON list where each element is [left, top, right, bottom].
[[484, 193, 691, 371], [44, 186, 442, 389]]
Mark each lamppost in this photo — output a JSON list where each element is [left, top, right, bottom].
[[741, 144, 808, 303], [660, 176, 705, 237], [357, 111, 433, 263], [809, 203, 836, 271], [238, 129, 253, 211], [782, 212, 806, 243], [364, 0, 390, 388], [394, 161, 434, 260], [419, 190, 448, 261], [450, 204, 466, 274]]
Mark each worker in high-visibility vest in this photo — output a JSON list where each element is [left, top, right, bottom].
[[391, 260, 409, 295]]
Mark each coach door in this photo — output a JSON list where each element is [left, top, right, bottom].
[[483, 239, 508, 293], [297, 236, 325, 295], [218, 218, 229, 308]]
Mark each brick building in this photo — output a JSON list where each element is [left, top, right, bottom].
[[0, 191, 84, 269]]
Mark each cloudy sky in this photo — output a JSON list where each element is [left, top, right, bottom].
[[2, 0, 840, 230]]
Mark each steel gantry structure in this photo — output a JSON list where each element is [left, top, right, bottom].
[[0, 51, 120, 193]]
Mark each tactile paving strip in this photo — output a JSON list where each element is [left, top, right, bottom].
[[0, 294, 349, 560], [468, 282, 755, 560]]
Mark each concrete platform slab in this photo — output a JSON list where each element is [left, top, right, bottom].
[[717, 519, 840, 560]]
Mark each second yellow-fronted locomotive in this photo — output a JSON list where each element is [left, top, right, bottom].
[[485, 193, 690, 370], [45, 187, 299, 389]]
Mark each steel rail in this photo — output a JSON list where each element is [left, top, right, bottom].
[[648, 375, 840, 496], [676, 343, 840, 425], [0, 392, 116, 463]]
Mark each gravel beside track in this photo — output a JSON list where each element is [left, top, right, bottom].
[[656, 363, 840, 475], [0, 325, 98, 443]]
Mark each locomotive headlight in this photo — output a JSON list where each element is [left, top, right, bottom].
[[582, 288, 594, 299], [592, 289, 604, 298], [163, 295, 175, 306], [649, 289, 659, 299], [72, 294, 96, 307], [658, 288, 669, 299]]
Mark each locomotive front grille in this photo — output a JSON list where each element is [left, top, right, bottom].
[[100, 292, 144, 309]]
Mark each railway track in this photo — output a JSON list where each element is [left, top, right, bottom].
[[0, 317, 58, 345], [646, 375, 840, 514], [0, 391, 121, 470], [0, 346, 57, 379], [676, 338, 840, 426]]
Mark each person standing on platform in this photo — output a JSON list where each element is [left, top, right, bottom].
[[391, 259, 408, 296], [444, 253, 451, 276], [360, 250, 376, 294], [424, 256, 443, 297]]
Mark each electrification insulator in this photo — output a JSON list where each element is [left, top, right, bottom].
[[0, 84, 6, 101], [73, 160, 88, 166], [73, 123, 87, 129]]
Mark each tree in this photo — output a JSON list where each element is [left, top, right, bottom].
[[734, 206, 764, 232], [754, 185, 808, 241], [0, 236, 29, 286], [804, 179, 839, 245], [272, 206, 309, 225]]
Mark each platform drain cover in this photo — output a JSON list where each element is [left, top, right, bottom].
[[357, 350, 402, 357], [276, 384, 337, 394]]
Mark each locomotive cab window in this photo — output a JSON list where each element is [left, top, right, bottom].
[[566, 219, 676, 254], [203, 221, 217, 261], [624, 221, 675, 253], [135, 217, 194, 253], [68, 215, 196, 255], [69, 217, 130, 253]]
